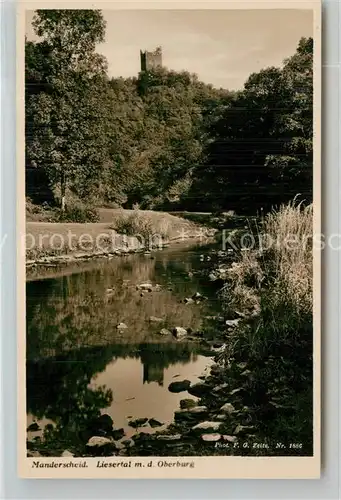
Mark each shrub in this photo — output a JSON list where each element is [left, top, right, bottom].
[[26, 197, 56, 222], [58, 204, 100, 223], [111, 210, 171, 248]]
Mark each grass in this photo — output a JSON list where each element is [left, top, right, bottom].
[[217, 200, 314, 453], [221, 200, 313, 357], [26, 208, 212, 262]]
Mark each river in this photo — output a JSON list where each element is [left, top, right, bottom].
[[26, 240, 224, 448]]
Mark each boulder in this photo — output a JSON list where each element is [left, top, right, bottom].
[[212, 383, 229, 393], [225, 319, 240, 328], [86, 436, 115, 448], [111, 428, 125, 440], [148, 418, 163, 428], [192, 421, 222, 433], [233, 425, 255, 435], [159, 328, 171, 336], [122, 438, 135, 448], [187, 405, 208, 414], [222, 435, 238, 443], [132, 431, 150, 441], [174, 406, 208, 421], [184, 298, 195, 304], [220, 403, 236, 414], [168, 380, 191, 393], [94, 414, 113, 433], [188, 381, 211, 397], [210, 364, 225, 376], [215, 414, 228, 421], [128, 418, 148, 428], [179, 399, 197, 410], [114, 441, 125, 451], [172, 327, 187, 339], [117, 323, 128, 330]]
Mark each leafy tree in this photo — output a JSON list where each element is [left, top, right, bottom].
[[265, 37, 313, 201], [26, 10, 108, 210], [187, 38, 313, 213], [26, 9, 312, 215]]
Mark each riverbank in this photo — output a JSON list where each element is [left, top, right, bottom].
[[26, 202, 313, 459], [26, 210, 216, 270]]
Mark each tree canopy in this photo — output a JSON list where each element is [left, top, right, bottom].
[[26, 9, 313, 215]]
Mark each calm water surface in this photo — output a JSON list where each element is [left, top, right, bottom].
[[26, 242, 221, 440]]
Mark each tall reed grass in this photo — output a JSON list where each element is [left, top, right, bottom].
[[221, 201, 313, 359]]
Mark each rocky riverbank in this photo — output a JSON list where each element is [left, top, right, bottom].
[[26, 232, 313, 458], [27, 300, 308, 458], [27, 346, 310, 458]]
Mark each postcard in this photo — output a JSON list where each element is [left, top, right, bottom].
[[18, 0, 321, 479]]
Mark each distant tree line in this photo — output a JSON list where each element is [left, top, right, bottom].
[[25, 10, 313, 215]]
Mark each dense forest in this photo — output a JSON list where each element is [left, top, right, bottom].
[[25, 10, 313, 215]]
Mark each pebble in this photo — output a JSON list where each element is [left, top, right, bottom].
[[157, 434, 182, 441], [201, 433, 221, 442], [223, 435, 238, 443], [86, 436, 114, 448], [149, 316, 163, 322], [61, 450, 74, 457], [220, 403, 236, 414]]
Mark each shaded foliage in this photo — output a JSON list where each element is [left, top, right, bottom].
[[26, 10, 313, 215], [187, 37, 313, 214]]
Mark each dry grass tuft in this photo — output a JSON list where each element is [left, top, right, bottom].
[[264, 201, 313, 314], [221, 200, 313, 358], [111, 209, 171, 248]]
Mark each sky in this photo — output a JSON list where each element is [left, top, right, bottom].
[[25, 9, 313, 90]]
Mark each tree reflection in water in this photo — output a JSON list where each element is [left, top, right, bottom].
[[26, 244, 220, 454], [27, 342, 203, 454]]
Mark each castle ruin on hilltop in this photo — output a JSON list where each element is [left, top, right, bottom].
[[140, 46, 162, 71]]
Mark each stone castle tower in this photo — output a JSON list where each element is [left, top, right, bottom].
[[140, 46, 162, 71]]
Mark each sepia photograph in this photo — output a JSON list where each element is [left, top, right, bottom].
[[19, 2, 321, 478]]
